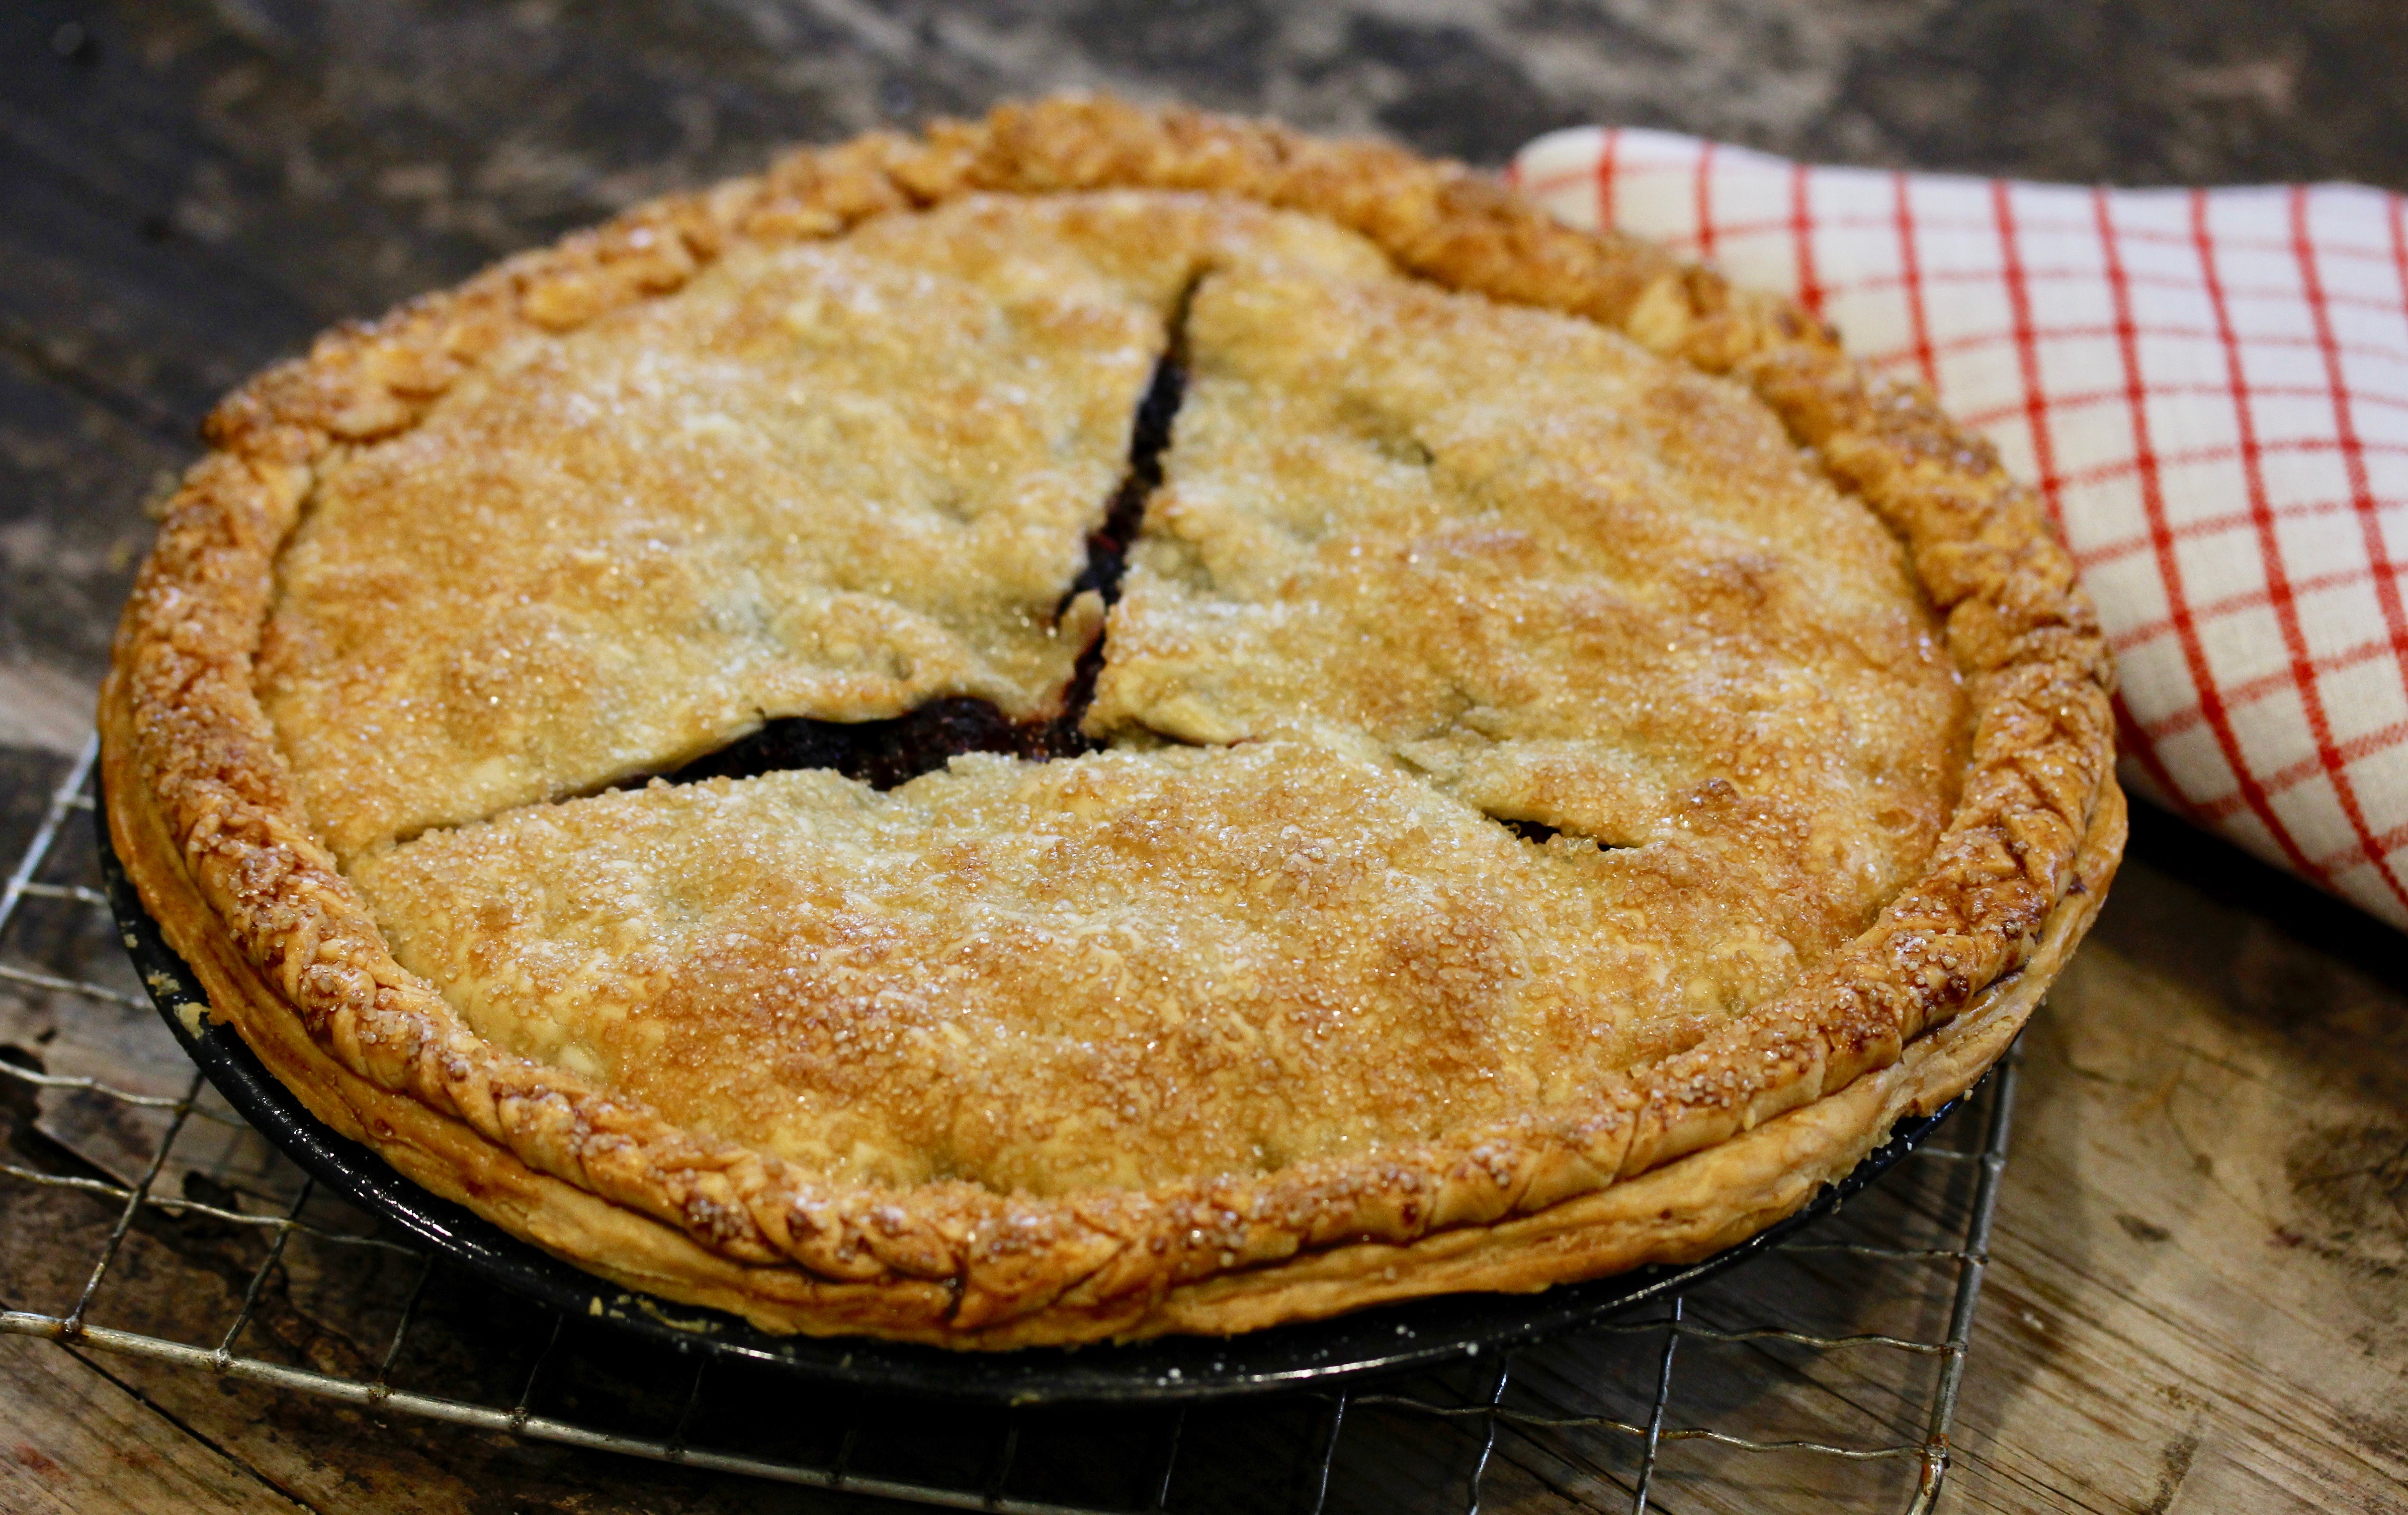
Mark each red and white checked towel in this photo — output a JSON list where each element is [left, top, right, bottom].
[[1513, 127, 2408, 931]]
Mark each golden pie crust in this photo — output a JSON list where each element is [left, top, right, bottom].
[[102, 97, 2122, 1348]]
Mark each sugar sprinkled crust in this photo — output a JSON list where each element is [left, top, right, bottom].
[[103, 97, 2120, 1346], [260, 192, 1382, 860], [337, 197, 1968, 1218], [1092, 244, 1964, 924], [350, 740, 1874, 1202]]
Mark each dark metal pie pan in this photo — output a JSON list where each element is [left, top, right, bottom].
[[101, 792, 1961, 1404]]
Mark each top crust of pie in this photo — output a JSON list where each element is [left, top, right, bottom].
[[102, 97, 2121, 1347]]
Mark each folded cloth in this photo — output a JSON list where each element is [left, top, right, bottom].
[[1514, 127, 2408, 930]]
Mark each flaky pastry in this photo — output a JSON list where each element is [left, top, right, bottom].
[[103, 97, 2121, 1347]]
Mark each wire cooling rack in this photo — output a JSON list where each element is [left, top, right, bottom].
[[2, 733, 2017, 1514]]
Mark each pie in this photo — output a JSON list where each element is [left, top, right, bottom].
[[101, 97, 2123, 1347]]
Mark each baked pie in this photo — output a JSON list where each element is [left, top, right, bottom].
[[102, 97, 2123, 1347]]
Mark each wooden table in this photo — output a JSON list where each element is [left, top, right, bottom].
[[4, 4, 2405, 1511]]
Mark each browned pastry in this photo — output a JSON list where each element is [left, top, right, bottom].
[[102, 97, 2123, 1347]]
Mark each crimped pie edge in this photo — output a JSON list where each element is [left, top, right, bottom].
[[102, 96, 2121, 1345]]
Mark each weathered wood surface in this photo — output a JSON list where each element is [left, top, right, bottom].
[[3, 3, 2405, 1512]]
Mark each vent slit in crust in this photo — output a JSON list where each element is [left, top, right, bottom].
[[1060, 271, 1200, 617], [1493, 816, 1564, 846], [656, 290, 1197, 794]]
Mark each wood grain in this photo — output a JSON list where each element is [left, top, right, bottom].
[[0, 1335, 304, 1515], [1950, 815, 2408, 1514]]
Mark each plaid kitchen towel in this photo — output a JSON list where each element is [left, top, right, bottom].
[[1513, 127, 2408, 930]]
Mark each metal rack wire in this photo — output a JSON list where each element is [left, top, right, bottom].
[[2, 733, 2017, 1514]]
